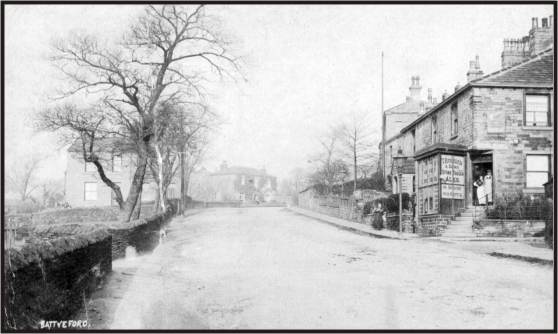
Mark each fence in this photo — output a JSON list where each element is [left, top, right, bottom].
[[298, 195, 359, 221]]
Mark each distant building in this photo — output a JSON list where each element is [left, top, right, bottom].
[[188, 161, 277, 203], [379, 76, 437, 191], [65, 138, 179, 207]]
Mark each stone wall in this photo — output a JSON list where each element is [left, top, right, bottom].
[[418, 215, 453, 236], [3, 229, 112, 330], [472, 87, 553, 195], [298, 194, 359, 221], [414, 89, 475, 153], [109, 207, 175, 259], [474, 219, 546, 237]]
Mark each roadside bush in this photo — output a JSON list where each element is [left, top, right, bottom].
[[486, 192, 553, 220], [8, 201, 44, 214]]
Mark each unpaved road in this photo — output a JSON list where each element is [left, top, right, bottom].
[[104, 207, 552, 330]]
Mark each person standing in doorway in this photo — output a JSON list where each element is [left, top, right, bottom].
[[472, 165, 480, 205], [477, 174, 486, 205], [484, 170, 493, 204]]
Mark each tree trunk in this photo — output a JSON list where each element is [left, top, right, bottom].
[[353, 145, 357, 194], [120, 151, 148, 222], [131, 189, 142, 220], [154, 144, 166, 212], [180, 152, 185, 213]]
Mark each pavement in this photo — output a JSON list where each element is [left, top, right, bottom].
[[93, 207, 552, 330], [287, 206, 419, 240], [289, 206, 553, 265]]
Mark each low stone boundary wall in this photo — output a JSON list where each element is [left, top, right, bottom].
[[3, 202, 179, 330], [474, 219, 546, 237], [109, 207, 175, 259], [3, 228, 112, 330], [419, 215, 453, 236]]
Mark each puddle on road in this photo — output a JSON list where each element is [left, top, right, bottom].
[[73, 226, 171, 329]]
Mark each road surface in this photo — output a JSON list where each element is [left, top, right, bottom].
[[107, 207, 553, 329]]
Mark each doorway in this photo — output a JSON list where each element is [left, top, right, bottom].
[[472, 159, 493, 206]]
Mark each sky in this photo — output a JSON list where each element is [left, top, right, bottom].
[[4, 4, 554, 181]]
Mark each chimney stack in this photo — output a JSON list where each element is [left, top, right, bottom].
[[528, 16, 554, 55], [442, 90, 448, 101], [466, 55, 484, 82], [455, 83, 461, 92], [427, 88, 433, 104], [408, 76, 422, 101]]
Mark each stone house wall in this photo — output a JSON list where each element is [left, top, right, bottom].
[[471, 86, 554, 195]]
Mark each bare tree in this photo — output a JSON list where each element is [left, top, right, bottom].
[[41, 5, 240, 221], [40, 179, 65, 208], [6, 155, 45, 202], [308, 128, 350, 194], [148, 102, 214, 212], [337, 113, 379, 193]]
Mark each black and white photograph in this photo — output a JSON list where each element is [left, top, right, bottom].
[[1, 1, 556, 331]]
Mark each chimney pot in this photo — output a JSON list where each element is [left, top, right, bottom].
[[535, 17, 539, 28], [542, 18, 548, 28], [550, 16, 553, 27]]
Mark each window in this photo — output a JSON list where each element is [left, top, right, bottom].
[[525, 94, 550, 126], [85, 161, 96, 172], [84, 182, 97, 201], [526, 155, 550, 188], [431, 116, 437, 144], [411, 130, 416, 153], [112, 154, 122, 172], [451, 103, 458, 137]]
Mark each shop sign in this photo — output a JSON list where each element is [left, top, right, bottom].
[[441, 184, 465, 199], [440, 154, 465, 185]]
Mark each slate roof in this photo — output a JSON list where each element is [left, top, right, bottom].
[[414, 143, 468, 159], [400, 47, 554, 134], [68, 137, 134, 154], [473, 48, 553, 87]]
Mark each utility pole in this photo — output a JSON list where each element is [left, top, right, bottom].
[[381, 52, 385, 181]]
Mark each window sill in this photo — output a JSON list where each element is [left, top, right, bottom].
[[522, 126, 553, 131]]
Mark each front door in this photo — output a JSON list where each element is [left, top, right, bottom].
[[471, 155, 494, 206]]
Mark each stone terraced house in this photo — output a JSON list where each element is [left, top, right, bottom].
[[380, 16, 554, 227], [65, 138, 179, 208]]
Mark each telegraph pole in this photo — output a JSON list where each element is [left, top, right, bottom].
[[381, 52, 385, 179]]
